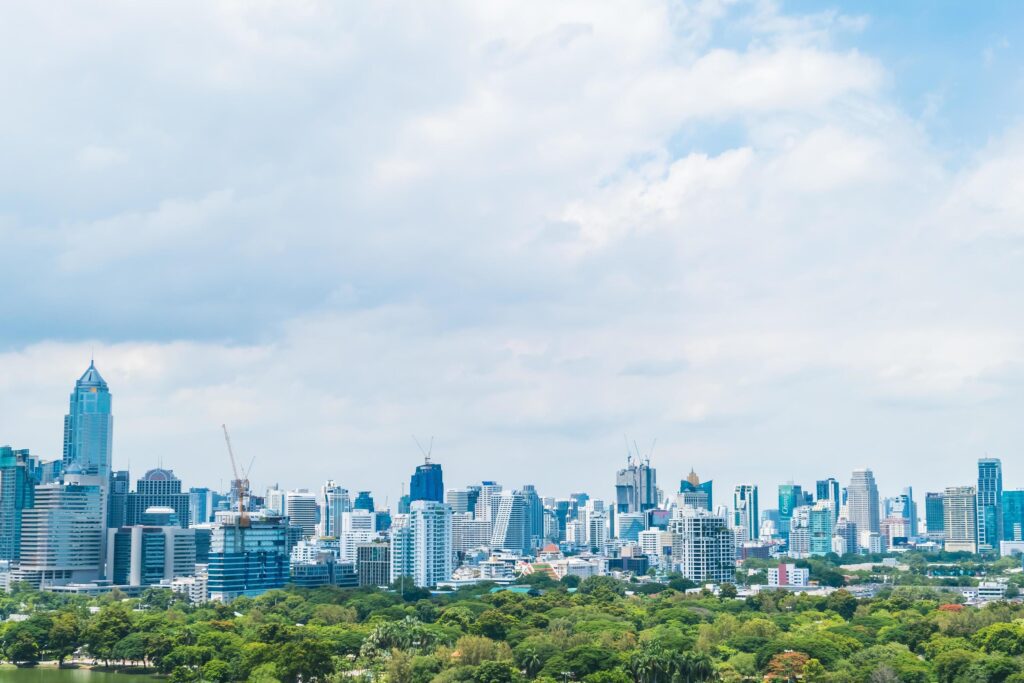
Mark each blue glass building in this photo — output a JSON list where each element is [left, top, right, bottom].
[[354, 491, 375, 511], [1002, 490, 1024, 542], [977, 458, 1003, 552], [0, 446, 36, 561], [778, 483, 803, 543], [207, 515, 290, 601], [63, 361, 113, 483], [409, 461, 444, 503]]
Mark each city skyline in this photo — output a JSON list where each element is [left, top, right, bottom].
[[3, 359, 1018, 523], [4, 3, 1024, 507]]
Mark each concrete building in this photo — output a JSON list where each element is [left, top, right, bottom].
[[668, 507, 736, 584], [847, 469, 880, 546], [943, 486, 978, 553]]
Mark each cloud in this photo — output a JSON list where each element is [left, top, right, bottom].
[[2, 1, 1024, 503]]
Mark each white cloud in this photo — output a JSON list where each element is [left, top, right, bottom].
[[2, 1, 1024, 503]]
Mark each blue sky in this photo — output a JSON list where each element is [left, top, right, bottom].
[[2, 1, 1024, 508]]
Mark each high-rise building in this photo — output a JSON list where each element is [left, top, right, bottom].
[[616, 512, 647, 542], [409, 500, 452, 587], [451, 512, 491, 552], [815, 478, 841, 521], [108, 470, 130, 528], [777, 483, 803, 543], [615, 457, 657, 515], [522, 484, 544, 545], [285, 490, 319, 539], [925, 492, 945, 538], [0, 447, 35, 562], [356, 542, 391, 587], [847, 469, 880, 546], [808, 502, 834, 555], [206, 514, 290, 601], [318, 482, 350, 538], [410, 459, 444, 504], [15, 472, 105, 587], [63, 361, 113, 483], [732, 485, 759, 541], [125, 469, 190, 528], [446, 486, 481, 516], [1002, 490, 1024, 542], [977, 458, 1003, 553], [491, 491, 529, 554], [353, 491, 375, 512], [667, 507, 735, 583], [106, 511, 197, 587], [389, 516, 413, 583], [892, 487, 918, 538], [679, 470, 713, 510], [943, 486, 978, 554], [189, 487, 216, 526]]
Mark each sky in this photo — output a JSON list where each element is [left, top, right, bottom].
[[2, 1, 1024, 509]]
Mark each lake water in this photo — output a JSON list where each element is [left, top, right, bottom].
[[0, 669, 157, 682]]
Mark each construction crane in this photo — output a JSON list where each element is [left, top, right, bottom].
[[222, 424, 251, 528]]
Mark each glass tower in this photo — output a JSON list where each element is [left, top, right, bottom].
[[63, 361, 113, 483], [977, 458, 1003, 553], [410, 461, 444, 503]]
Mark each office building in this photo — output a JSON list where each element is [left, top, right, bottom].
[[1002, 490, 1024, 542], [318, 481, 350, 538], [943, 486, 978, 554], [189, 488, 216, 526], [106, 511, 197, 587], [16, 472, 105, 587], [847, 469, 880, 545], [491, 491, 529, 554], [668, 507, 735, 584], [733, 485, 759, 541], [679, 470, 713, 510], [206, 514, 290, 601], [108, 470, 130, 528], [615, 457, 658, 515], [0, 447, 35, 562], [285, 489, 318, 538], [62, 361, 113, 483], [925, 492, 945, 538], [356, 542, 391, 587], [977, 458, 1003, 553], [616, 512, 647, 542], [125, 469, 190, 528], [522, 484, 544, 545], [353, 491, 375, 512], [410, 459, 444, 504], [777, 483, 803, 544], [816, 478, 841, 521], [452, 512, 492, 552]]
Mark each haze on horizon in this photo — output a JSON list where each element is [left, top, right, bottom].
[[2, 1, 1024, 506]]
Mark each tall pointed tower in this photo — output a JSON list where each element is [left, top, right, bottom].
[[62, 360, 113, 483]]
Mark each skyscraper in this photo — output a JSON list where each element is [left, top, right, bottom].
[[126, 468, 190, 528], [615, 456, 657, 514], [925, 492, 945, 538], [0, 447, 36, 562], [847, 469, 880, 546], [667, 507, 735, 583], [522, 484, 544, 545], [815, 478, 841, 520], [732, 485, 759, 541], [63, 361, 113, 482], [943, 486, 977, 553], [206, 514, 290, 601], [777, 483, 803, 543], [285, 489, 319, 538], [318, 481, 350, 538], [1003, 490, 1024, 542], [491, 490, 529, 554], [409, 500, 453, 587], [354, 491, 375, 512], [977, 458, 1003, 553], [15, 471, 105, 587], [679, 469, 713, 510], [410, 459, 444, 503]]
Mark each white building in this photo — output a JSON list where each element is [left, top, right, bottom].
[[390, 501, 453, 588], [767, 563, 809, 587], [847, 469, 880, 547], [491, 491, 529, 554], [318, 481, 351, 538], [943, 486, 978, 554], [15, 473, 105, 588], [452, 512, 492, 552], [668, 506, 736, 584], [285, 489, 319, 539], [167, 565, 208, 603]]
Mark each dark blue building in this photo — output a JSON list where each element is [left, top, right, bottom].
[[410, 461, 444, 503], [354, 491, 375, 511]]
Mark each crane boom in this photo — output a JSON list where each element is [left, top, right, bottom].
[[222, 424, 250, 527]]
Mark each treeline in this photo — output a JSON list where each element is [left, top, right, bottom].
[[3, 574, 1024, 682]]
